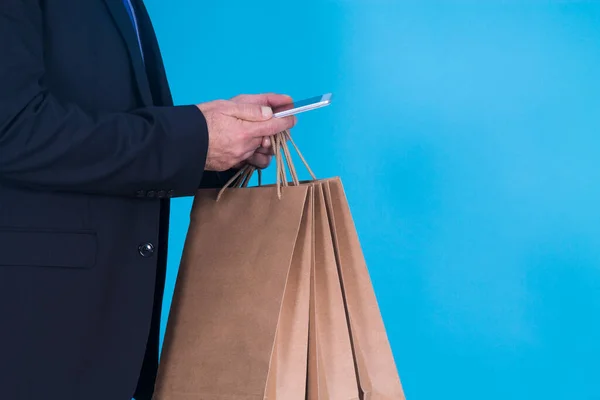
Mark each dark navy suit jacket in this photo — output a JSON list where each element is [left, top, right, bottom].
[[0, 1, 227, 399]]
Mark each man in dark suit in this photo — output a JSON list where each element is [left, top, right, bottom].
[[0, 1, 296, 399]]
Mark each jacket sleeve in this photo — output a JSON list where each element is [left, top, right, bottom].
[[0, 0, 208, 198]]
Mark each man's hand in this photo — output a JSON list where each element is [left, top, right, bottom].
[[242, 146, 274, 169], [197, 97, 296, 171], [230, 93, 295, 169]]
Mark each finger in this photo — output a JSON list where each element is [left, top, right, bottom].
[[230, 94, 262, 104], [239, 148, 258, 163], [243, 115, 297, 138], [223, 102, 272, 121], [248, 136, 263, 153], [257, 93, 293, 107], [255, 146, 274, 156], [232, 93, 293, 108], [236, 137, 264, 164], [247, 153, 272, 169], [262, 136, 271, 148]]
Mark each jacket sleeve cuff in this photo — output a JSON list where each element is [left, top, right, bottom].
[[151, 104, 209, 198]]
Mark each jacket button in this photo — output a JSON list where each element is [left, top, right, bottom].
[[135, 190, 146, 198], [138, 242, 155, 258], [167, 190, 174, 198], [147, 190, 156, 198], [157, 190, 166, 198]]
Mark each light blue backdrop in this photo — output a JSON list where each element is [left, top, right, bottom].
[[144, 1, 600, 399]]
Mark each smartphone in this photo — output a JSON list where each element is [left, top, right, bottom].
[[272, 93, 332, 118]]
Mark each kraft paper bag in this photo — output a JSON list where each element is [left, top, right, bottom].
[[153, 183, 313, 399], [307, 183, 360, 400], [322, 179, 405, 400], [154, 131, 405, 400], [264, 187, 313, 399]]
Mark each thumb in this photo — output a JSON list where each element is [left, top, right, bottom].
[[226, 102, 273, 122]]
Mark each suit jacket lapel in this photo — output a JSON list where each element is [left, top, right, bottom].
[[102, 0, 154, 106]]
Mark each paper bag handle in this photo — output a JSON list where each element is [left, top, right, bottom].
[[217, 130, 316, 200]]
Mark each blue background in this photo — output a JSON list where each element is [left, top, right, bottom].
[[144, 1, 600, 399]]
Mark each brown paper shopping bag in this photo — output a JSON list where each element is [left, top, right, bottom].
[[154, 131, 405, 399], [153, 182, 313, 400], [321, 179, 405, 400], [264, 187, 313, 399], [307, 183, 359, 400]]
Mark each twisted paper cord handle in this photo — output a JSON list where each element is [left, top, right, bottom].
[[216, 130, 316, 201]]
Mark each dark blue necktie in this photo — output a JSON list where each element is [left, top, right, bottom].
[[122, 0, 145, 62]]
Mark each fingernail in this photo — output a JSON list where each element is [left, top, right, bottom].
[[261, 106, 273, 118], [263, 137, 271, 147]]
